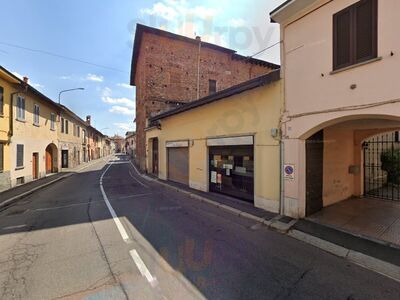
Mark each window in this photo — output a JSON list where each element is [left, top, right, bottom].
[[50, 113, 56, 130], [0, 143, 3, 172], [333, 0, 377, 70], [77, 126, 80, 138], [209, 80, 217, 94], [65, 120, 69, 134], [17, 96, 25, 120], [61, 118, 64, 133], [16, 144, 24, 168], [34, 104, 40, 125], [73, 124, 76, 136], [0, 86, 3, 115]]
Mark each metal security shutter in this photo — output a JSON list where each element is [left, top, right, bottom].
[[306, 130, 324, 216], [168, 147, 189, 185]]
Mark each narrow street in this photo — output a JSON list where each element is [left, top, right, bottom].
[[0, 154, 398, 299]]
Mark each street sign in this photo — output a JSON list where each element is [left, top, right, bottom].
[[284, 164, 295, 180]]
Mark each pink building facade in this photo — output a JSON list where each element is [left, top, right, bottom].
[[271, 0, 400, 218]]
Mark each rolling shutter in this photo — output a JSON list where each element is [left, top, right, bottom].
[[168, 147, 189, 185]]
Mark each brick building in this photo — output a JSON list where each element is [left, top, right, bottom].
[[130, 24, 280, 170]]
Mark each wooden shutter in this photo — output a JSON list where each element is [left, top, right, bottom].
[[17, 144, 24, 167], [333, 9, 352, 69], [355, 0, 377, 62]]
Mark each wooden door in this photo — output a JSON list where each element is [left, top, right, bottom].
[[152, 138, 159, 175], [46, 149, 53, 174], [32, 153, 39, 179]]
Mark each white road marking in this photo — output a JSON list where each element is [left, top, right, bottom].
[[130, 249, 158, 287], [129, 160, 143, 177], [128, 170, 149, 188], [100, 160, 131, 243], [2, 224, 27, 230]]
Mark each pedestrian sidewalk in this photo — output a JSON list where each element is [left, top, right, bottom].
[[0, 157, 109, 209], [130, 159, 400, 283]]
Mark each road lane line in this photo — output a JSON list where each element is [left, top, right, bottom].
[[129, 249, 158, 287], [2, 224, 27, 230], [128, 170, 149, 188], [34, 200, 103, 212], [100, 160, 131, 243], [112, 193, 153, 201]]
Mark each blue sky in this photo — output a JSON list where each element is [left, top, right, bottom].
[[0, 0, 285, 136]]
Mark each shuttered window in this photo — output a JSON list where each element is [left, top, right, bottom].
[[65, 120, 69, 134], [0, 86, 3, 115], [17, 96, 25, 120], [0, 143, 3, 172], [34, 104, 40, 125], [16, 144, 24, 168], [333, 0, 377, 70], [50, 113, 56, 130]]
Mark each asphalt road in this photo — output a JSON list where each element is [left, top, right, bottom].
[[0, 154, 399, 300]]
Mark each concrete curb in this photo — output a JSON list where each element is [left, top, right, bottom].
[[0, 173, 73, 210], [128, 161, 293, 231], [289, 229, 400, 283]]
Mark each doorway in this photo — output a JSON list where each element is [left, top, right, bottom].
[[167, 147, 189, 185], [152, 138, 159, 175], [32, 153, 39, 179], [62, 150, 69, 168], [45, 144, 57, 174], [306, 130, 324, 216]]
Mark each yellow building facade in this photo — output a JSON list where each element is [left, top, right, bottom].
[[146, 71, 283, 212], [0, 68, 20, 191]]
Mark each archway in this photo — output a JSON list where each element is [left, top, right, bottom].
[[45, 143, 58, 174]]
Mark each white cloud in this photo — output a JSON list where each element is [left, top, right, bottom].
[[85, 73, 104, 82], [103, 97, 135, 108], [141, 0, 218, 21], [229, 18, 246, 28], [117, 83, 133, 89], [109, 106, 135, 116], [60, 75, 72, 80], [114, 122, 134, 131], [102, 87, 112, 97]]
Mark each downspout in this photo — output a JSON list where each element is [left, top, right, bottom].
[[279, 139, 285, 215]]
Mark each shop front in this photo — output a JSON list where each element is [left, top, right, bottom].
[[208, 136, 254, 203]]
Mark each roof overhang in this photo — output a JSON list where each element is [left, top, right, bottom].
[[270, 0, 319, 24]]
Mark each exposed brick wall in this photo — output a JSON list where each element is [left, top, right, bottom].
[[134, 31, 275, 171]]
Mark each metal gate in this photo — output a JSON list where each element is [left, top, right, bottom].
[[363, 131, 400, 201], [167, 147, 189, 185]]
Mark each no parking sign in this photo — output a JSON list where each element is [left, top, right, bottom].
[[284, 164, 295, 180]]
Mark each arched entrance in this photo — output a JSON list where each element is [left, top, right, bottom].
[[45, 143, 58, 174]]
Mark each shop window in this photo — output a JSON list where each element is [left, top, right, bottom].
[[333, 0, 377, 70]]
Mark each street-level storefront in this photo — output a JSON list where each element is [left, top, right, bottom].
[[145, 71, 282, 213], [166, 141, 189, 185], [208, 137, 254, 203]]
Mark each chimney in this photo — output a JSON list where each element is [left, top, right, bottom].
[[23, 76, 29, 84], [195, 36, 201, 41], [86, 115, 91, 125]]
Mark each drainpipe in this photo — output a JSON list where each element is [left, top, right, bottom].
[[279, 140, 285, 216]]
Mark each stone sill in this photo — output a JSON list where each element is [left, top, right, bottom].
[[330, 57, 382, 75]]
